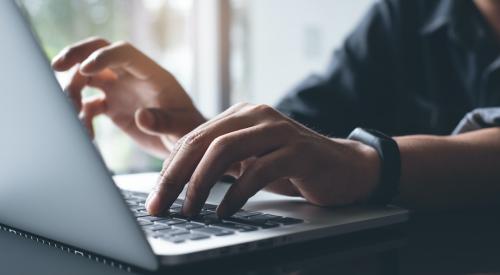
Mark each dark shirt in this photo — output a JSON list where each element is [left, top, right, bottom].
[[276, 0, 500, 138]]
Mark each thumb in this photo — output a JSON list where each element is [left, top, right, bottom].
[[135, 107, 205, 137]]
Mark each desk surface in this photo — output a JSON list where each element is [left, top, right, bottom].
[[1, 174, 499, 275]]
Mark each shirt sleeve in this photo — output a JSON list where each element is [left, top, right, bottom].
[[275, 0, 400, 137], [452, 108, 500, 134]]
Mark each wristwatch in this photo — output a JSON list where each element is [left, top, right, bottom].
[[347, 128, 401, 205]]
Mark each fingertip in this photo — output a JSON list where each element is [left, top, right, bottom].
[[51, 59, 61, 69], [51, 58, 66, 71], [216, 201, 237, 219], [145, 191, 161, 216]]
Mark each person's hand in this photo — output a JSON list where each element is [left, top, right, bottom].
[[145, 103, 381, 217], [52, 37, 206, 157]]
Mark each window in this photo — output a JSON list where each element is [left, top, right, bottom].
[[20, 0, 194, 173], [230, 0, 375, 106]]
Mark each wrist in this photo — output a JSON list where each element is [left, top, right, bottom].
[[333, 139, 381, 203], [351, 140, 382, 202]]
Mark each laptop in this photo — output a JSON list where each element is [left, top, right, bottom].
[[0, 0, 408, 271]]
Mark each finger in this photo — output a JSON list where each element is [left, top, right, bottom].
[[79, 41, 159, 79], [135, 108, 206, 138], [145, 137, 197, 215], [217, 147, 299, 217], [263, 178, 301, 197], [157, 103, 258, 173], [62, 66, 87, 111], [182, 122, 293, 216], [86, 68, 118, 91], [52, 37, 110, 71], [146, 109, 261, 215], [80, 95, 107, 139]]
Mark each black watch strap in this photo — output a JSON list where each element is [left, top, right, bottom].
[[347, 128, 401, 205]]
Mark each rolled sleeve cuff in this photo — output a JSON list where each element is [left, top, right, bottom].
[[453, 108, 500, 135]]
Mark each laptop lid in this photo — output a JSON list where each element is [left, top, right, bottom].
[[0, 0, 158, 270]]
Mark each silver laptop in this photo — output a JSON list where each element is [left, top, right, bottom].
[[0, 0, 408, 271]]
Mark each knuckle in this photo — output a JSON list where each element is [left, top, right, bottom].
[[170, 136, 188, 155], [212, 136, 231, 148], [210, 136, 232, 152], [183, 131, 205, 148], [253, 104, 275, 115]]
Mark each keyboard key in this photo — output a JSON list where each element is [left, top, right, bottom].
[[191, 213, 221, 224], [245, 214, 282, 224], [213, 222, 258, 232], [188, 233, 210, 240], [145, 231, 164, 238], [192, 227, 234, 236], [157, 228, 190, 236], [169, 206, 182, 213], [138, 216, 165, 223], [126, 200, 139, 206], [172, 222, 205, 230], [161, 236, 186, 244], [138, 220, 153, 226], [129, 205, 146, 211], [198, 209, 215, 216], [259, 222, 280, 229], [155, 218, 186, 226], [168, 207, 185, 217], [163, 233, 210, 243], [274, 217, 304, 225], [226, 216, 280, 228], [233, 211, 262, 218], [142, 224, 170, 231], [134, 212, 150, 218], [202, 203, 217, 211]]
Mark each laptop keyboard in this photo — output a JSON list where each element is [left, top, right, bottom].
[[122, 191, 304, 244]]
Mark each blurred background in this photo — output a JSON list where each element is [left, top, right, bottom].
[[20, 0, 374, 174]]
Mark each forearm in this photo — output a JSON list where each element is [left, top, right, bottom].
[[395, 127, 500, 210]]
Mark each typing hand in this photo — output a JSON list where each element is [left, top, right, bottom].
[[145, 103, 381, 217], [52, 37, 206, 157]]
